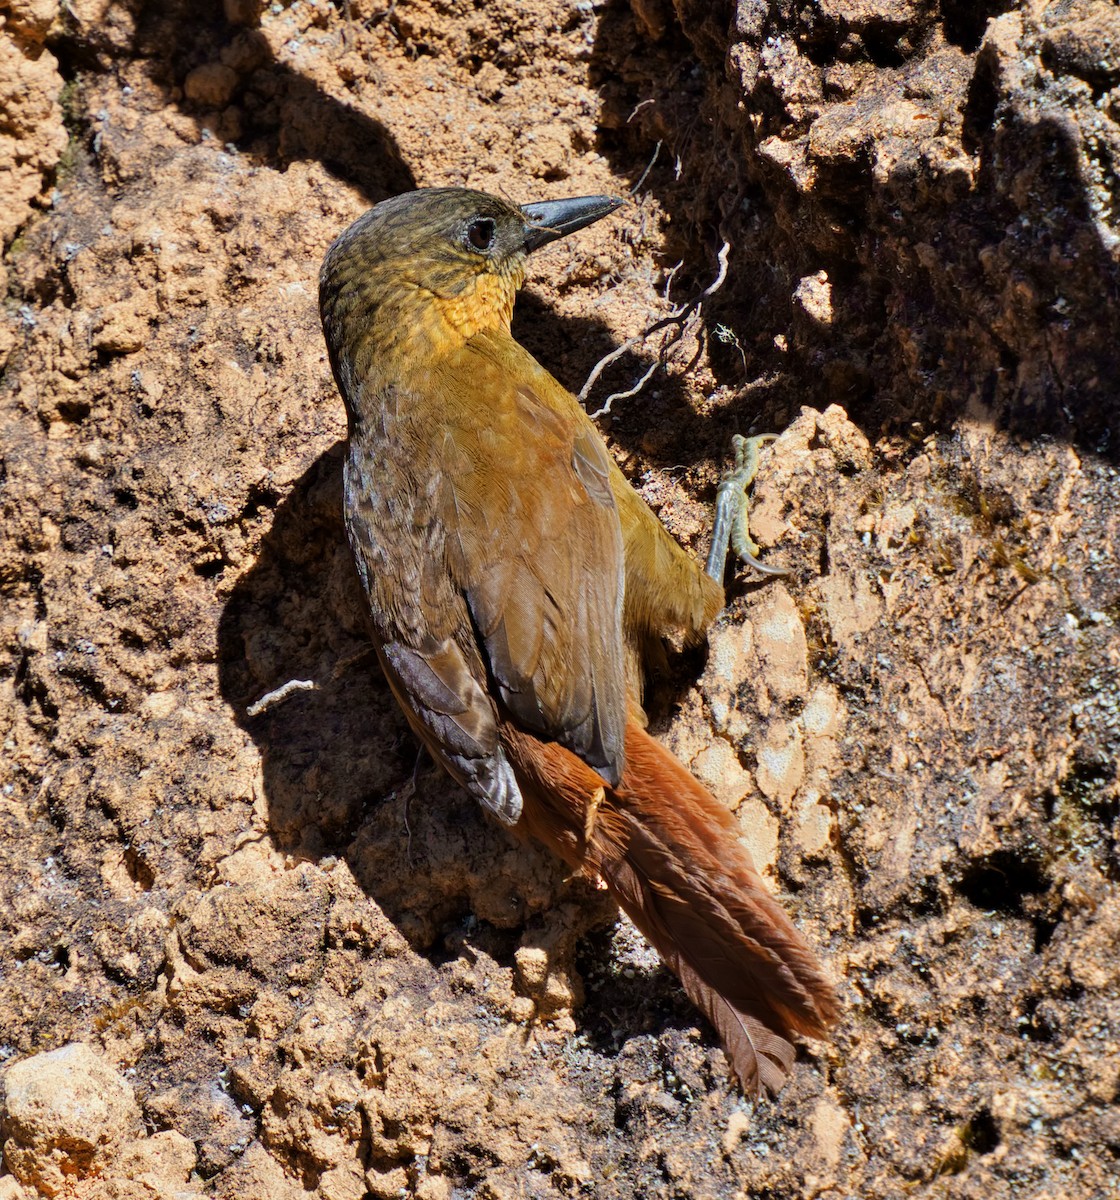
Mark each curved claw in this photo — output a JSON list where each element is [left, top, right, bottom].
[[735, 550, 789, 578]]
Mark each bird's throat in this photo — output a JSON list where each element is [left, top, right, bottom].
[[422, 267, 524, 352]]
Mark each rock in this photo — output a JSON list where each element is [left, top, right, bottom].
[[0, 28, 68, 243], [0, 1043, 142, 1196], [115, 1130, 200, 1196], [183, 63, 240, 107], [4, 0, 59, 45]]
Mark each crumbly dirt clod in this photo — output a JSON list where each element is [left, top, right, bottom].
[[1, 1, 1118, 1198]]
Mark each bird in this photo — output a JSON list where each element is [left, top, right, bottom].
[[318, 186, 837, 1096]]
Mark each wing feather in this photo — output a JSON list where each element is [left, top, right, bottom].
[[434, 336, 628, 782]]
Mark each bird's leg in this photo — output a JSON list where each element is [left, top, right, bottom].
[[705, 433, 788, 581]]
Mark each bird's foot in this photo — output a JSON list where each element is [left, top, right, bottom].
[[705, 434, 788, 582]]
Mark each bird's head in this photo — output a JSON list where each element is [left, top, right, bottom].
[[320, 187, 624, 394]]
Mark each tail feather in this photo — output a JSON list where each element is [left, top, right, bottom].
[[503, 718, 838, 1097], [603, 852, 804, 1095], [677, 958, 797, 1097], [611, 820, 834, 1036]]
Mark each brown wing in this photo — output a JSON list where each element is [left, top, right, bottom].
[[432, 334, 628, 784], [376, 636, 524, 825], [609, 458, 724, 647]]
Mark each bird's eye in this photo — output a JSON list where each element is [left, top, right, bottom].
[[466, 218, 496, 252]]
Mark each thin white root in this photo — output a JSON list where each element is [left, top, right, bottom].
[[589, 360, 660, 420], [578, 239, 734, 414], [246, 678, 317, 716]]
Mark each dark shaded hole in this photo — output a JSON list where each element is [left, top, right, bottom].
[[1018, 995, 1056, 1043], [860, 25, 909, 69], [240, 483, 281, 522], [442, 1143, 504, 1186], [962, 45, 1001, 154], [963, 1107, 1000, 1155], [57, 398, 92, 423], [941, 1, 1015, 53], [124, 846, 155, 891], [1033, 915, 1058, 952], [957, 849, 1048, 916], [101, 962, 137, 987], [798, 24, 846, 69], [194, 558, 225, 579]]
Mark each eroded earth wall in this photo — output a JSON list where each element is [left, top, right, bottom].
[[1, 1, 1118, 1198]]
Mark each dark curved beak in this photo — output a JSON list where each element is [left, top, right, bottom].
[[521, 194, 626, 252]]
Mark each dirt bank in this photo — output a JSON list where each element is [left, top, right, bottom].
[[1, 1, 1117, 1197]]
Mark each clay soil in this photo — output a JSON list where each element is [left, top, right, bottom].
[[1, 0, 1119, 1197]]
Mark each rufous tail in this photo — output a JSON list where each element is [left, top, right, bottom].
[[503, 718, 838, 1097]]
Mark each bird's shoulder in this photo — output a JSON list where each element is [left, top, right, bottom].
[[424, 332, 615, 529]]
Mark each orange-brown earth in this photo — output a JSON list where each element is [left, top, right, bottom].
[[1, 1, 1118, 1197]]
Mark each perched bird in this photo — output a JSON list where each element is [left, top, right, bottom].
[[319, 187, 837, 1095]]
